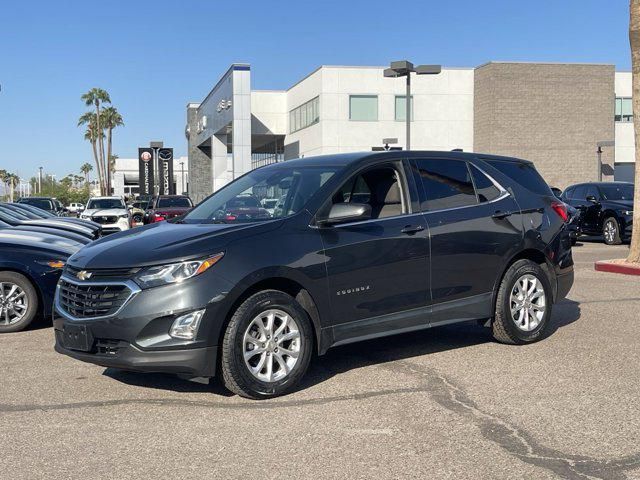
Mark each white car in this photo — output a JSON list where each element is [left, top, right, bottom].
[[80, 196, 130, 234], [67, 202, 85, 215]]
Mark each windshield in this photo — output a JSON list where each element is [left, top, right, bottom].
[[185, 165, 338, 223], [600, 184, 634, 201], [87, 198, 125, 210], [18, 198, 53, 210], [157, 197, 192, 208]]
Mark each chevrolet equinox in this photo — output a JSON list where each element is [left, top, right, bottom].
[[54, 151, 574, 399]]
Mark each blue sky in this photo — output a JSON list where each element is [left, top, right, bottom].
[[0, 0, 631, 180]]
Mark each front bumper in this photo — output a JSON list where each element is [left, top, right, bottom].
[[54, 335, 217, 376], [53, 270, 235, 378]]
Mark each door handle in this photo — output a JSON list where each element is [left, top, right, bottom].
[[401, 225, 425, 234], [492, 210, 513, 219]]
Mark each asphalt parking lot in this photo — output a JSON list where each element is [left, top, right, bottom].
[[1, 241, 639, 480]]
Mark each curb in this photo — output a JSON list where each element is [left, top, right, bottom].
[[594, 260, 640, 276]]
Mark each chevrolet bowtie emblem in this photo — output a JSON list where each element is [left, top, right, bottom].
[[76, 270, 93, 281]]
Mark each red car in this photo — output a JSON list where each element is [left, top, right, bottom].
[[214, 194, 271, 222], [143, 195, 194, 224]]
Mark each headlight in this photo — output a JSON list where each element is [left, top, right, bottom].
[[81, 214, 90, 219], [118, 214, 129, 219], [134, 253, 224, 288], [623, 210, 633, 216]]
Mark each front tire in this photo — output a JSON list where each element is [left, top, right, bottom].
[[221, 290, 313, 399], [0, 272, 38, 333], [603, 217, 622, 245], [492, 260, 553, 345]]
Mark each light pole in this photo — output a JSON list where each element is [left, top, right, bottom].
[[384, 60, 442, 151], [180, 161, 185, 194], [38, 166, 43, 194]]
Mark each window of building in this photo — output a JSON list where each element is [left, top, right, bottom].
[[289, 96, 319, 133], [349, 95, 378, 121], [395, 95, 414, 121], [469, 164, 501, 202], [615, 97, 633, 122], [413, 159, 477, 211]]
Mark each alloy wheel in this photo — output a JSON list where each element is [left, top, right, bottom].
[[509, 274, 546, 332], [0, 282, 29, 326], [243, 309, 301, 382], [604, 220, 617, 244]]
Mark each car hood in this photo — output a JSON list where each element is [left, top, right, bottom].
[[84, 208, 128, 216], [23, 219, 93, 236], [67, 219, 282, 269]]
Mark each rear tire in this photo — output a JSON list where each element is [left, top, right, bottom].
[[603, 217, 622, 245], [0, 272, 38, 333], [492, 260, 553, 345], [221, 290, 313, 399]]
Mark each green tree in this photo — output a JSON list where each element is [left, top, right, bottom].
[[81, 88, 111, 195], [80, 162, 93, 186], [78, 112, 104, 192]]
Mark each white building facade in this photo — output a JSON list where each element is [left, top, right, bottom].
[[186, 63, 635, 202]]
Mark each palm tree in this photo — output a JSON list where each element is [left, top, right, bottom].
[[80, 162, 93, 186], [5, 173, 18, 202], [101, 106, 124, 194], [78, 112, 104, 193], [629, 1, 640, 263], [81, 88, 111, 194], [0, 170, 7, 200]]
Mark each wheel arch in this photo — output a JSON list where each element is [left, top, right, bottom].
[[218, 272, 324, 355], [0, 263, 44, 317]]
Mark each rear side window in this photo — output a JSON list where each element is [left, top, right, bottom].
[[469, 165, 501, 203], [413, 159, 476, 210], [484, 159, 552, 196], [573, 186, 587, 200]]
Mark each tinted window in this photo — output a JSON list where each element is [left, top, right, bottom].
[[573, 186, 587, 200], [469, 165, 501, 203], [157, 197, 192, 208], [485, 160, 552, 196], [585, 186, 600, 200], [414, 159, 476, 210], [600, 184, 634, 201], [563, 187, 574, 199], [18, 198, 53, 210]]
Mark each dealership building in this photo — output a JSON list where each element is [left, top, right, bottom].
[[185, 62, 635, 203]]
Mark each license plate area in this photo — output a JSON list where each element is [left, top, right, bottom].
[[62, 324, 93, 352]]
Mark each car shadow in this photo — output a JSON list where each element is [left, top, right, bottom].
[[102, 299, 582, 396], [574, 236, 631, 246]]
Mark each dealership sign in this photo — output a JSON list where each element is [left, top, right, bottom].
[[138, 148, 154, 195], [158, 148, 175, 195]]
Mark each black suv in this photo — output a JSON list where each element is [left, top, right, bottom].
[[561, 182, 634, 245], [54, 151, 574, 399], [17, 197, 66, 215]]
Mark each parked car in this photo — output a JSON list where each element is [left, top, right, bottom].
[[9, 202, 102, 235], [0, 206, 96, 239], [127, 201, 147, 224], [54, 151, 574, 399], [80, 196, 131, 234], [17, 197, 66, 216], [0, 229, 82, 332], [143, 195, 194, 224], [561, 182, 634, 245], [67, 203, 85, 215], [0, 218, 91, 245]]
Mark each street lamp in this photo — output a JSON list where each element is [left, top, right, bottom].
[[38, 166, 43, 194], [384, 60, 442, 150]]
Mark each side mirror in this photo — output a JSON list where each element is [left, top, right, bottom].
[[318, 203, 371, 226], [586, 195, 598, 204]]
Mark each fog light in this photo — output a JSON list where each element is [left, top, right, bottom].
[[169, 309, 205, 340]]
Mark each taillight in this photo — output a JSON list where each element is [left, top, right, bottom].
[[551, 201, 569, 222]]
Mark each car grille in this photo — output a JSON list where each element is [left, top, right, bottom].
[[65, 265, 140, 280], [92, 215, 118, 224], [58, 279, 133, 319]]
